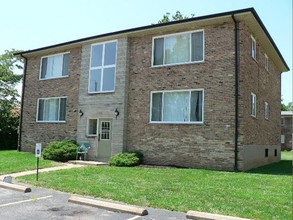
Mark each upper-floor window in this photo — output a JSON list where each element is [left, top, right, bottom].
[[40, 52, 70, 80], [152, 30, 204, 66], [265, 102, 269, 120], [264, 53, 269, 71], [89, 41, 117, 93], [251, 93, 257, 117], [251, 36, 256, 60], [150, 89, 204, 124], [37, 97, 66, 122]]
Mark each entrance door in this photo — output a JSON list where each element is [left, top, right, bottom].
[[97, 120, 112, 161]]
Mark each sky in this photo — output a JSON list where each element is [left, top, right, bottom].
[[1, 0, 292, 104]]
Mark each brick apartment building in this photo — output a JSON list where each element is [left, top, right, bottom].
[[16, 8, 289, 171], [281, 111, 292, 150]]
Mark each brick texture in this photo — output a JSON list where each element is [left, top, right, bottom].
[[20, 47, 81, 151]]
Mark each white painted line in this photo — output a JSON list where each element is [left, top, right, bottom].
[[0, 195, 53, 207], [127, 216, 141, 220]]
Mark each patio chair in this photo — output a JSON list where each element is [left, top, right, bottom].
[[76, 143, 91, 161]]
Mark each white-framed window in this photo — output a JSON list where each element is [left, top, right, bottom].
[[264, 102, 269, 120], [150, 89, 204, 124], [152, 30, 204, 66], [281, 135, 285, 144], [251, 93, 257, 117], [87, 118, 98, 136], [89, 41, 117, 93], [37, 97, 67, 122], [40, 52, 70, 80], [264, 53, 269, 71], [251, 36, 256, 60]]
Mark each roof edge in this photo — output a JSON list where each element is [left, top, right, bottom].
[[14, 7, 290, 71], [15, 8, 254, 56]]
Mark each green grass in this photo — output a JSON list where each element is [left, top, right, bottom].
[[0, 150, 60, 174], [18, 151, 292, 220]]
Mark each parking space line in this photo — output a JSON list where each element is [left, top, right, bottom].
[[0, 195, 53, 207], [127, 216, 141, 220]]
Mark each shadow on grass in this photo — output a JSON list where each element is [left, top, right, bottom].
[[247, 160, 292, 176]]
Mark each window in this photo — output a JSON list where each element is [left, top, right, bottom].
[[281, 135, 285, 144], [265, 149, 269, 157], [281, 117, 285, 126], [251, 93, 256, 117], [150, 89, 204, 123], [89, 41, 117, 93], [264, 102, 269, 120], [251, 36, 256, 60], [40, 53, 70, 79], [153, 30, 204, 66], [37, 97, 66, 122], [87, 119, 98, 136], [264, 53, 269, 71]]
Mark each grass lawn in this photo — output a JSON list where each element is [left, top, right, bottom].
[[0, 150, 60, 174], [18, 151, 292, 220]]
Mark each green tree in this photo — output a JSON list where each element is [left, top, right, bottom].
[[0, 49, 23, 150], [158, 11, 195, 23], [281, 98, 290, 111]]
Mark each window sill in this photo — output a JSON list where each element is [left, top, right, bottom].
[[149, 121, 204, 125], [251, 114, 257, 119], [39, 75, 69, 81], [151, 60, 204, 68], [88, 90, 115, 94], [36, 121, 66, 123]]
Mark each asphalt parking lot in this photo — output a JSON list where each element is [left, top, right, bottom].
[[0, 186, 186, 220]]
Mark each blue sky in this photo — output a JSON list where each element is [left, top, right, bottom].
[[1, 0, 292, 104]]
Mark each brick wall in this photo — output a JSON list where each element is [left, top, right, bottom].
[[238, 23, 281, 170], [20, 47, 81, 151], [127, 22, 237, 170]]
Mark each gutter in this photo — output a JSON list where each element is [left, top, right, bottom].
[[232, 14, 239, 171], [17, 54, 27, 152]]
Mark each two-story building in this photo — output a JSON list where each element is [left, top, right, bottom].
[[16, 8, 289, 171], [281, 111, 292, 150]]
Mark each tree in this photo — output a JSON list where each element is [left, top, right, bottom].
[[158, 11, 195, 23], [0, 49, 23, 150]]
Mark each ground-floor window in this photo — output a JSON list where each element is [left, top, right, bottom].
[[37, 97, 66, 122], [150, 89, 204, 124]]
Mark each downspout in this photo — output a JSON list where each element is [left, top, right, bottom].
[[17, 54, 27, 152], [232, 14, 239, 171]]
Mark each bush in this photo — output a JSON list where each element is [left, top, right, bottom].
[[110, 152, 143, 167], [42, 140, 78, 162]]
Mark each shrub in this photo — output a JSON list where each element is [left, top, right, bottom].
[[110, 152, 143, 167], [42, 140, 78, 162]]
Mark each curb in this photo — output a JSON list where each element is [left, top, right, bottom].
[[0, 181, 31, 193], [68, 196, 148, 216], [186, 210, 252, 220]]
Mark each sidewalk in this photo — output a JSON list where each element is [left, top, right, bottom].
[[0, 163, 84, 181]]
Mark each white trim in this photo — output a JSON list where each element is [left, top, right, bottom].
[[151, 29, 204, 67], [88, 40, 117, 94], [251, 35, 256, 60], [86, 118, 98, 137], [264, 53, 269, 71], [149, 88, 204, 124], [39, 52, 70, 80], [251, 92, 257, 118], [264, 102, 269, 120], [36, 96, 67, 123]]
